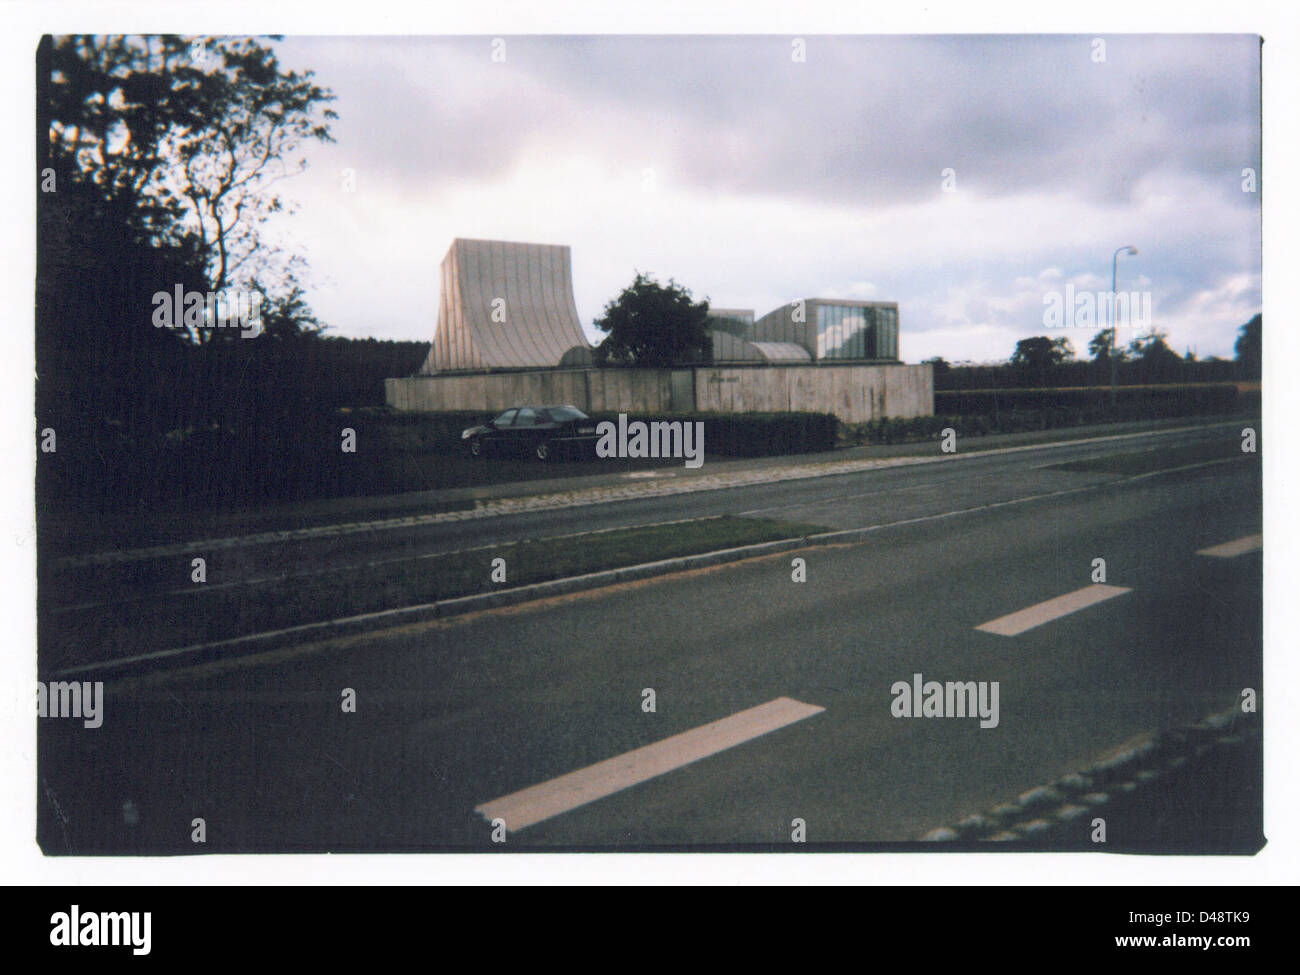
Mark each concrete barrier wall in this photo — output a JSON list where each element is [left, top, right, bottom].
[[385, 363, 933, 423]]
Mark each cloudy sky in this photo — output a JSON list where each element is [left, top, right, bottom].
[[268, 34, 1261, 363]]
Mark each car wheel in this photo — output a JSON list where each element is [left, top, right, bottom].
[[535, 441, 552, 461], [469, 438, 483, 458]]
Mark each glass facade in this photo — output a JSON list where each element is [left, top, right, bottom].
[[876, 306, 898, 359], [814, 304, 898, 360], [707, 310, 754, 338]]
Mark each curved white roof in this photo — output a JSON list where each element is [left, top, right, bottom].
[[421, 238, 592, 373]]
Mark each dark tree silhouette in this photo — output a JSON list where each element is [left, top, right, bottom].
[[1088, 328, 1127, 363], [1010, 336, 1073, 386], [45, 34, 336, 344], [593, 272, 712, 368], [1234, 314, 1261, 379]]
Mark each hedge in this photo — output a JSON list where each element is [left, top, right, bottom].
[[934, 383, 1241, 419], [847, 383, 1256, 446], [587, 411, 838, 457]]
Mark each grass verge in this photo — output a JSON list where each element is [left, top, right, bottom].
[[46, 515, 828, 666]]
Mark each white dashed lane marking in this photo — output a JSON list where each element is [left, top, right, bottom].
[[1196, 534, 1262, 559], [474, 696, 825, 832], [976, 583, 1133, 637]]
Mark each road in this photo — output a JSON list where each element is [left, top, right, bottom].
[[37, 422, 1263, 851]]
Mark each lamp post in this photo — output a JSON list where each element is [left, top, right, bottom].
[[1110, 245, 1138, 406]]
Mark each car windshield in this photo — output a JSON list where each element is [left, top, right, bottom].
[[492, 409, 517, 427], [547, 406, 588, 422]]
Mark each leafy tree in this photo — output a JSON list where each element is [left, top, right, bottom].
[[37, 34, 339, 508], [593, 272, 712, 368], [1235, 313, 1261, 379], [1126, 329, 1183, 381], [46, 34, 337, 343], [1010, 336, 1073, 385], [1127, 329, 1179, 362], [1088, 328, 1127, 363]]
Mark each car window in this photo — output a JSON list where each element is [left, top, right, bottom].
[[547, 406, 588, 422], [514, 408, 537, 427], [493, 409, 518, 427]]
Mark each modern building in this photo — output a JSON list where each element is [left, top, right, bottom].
[[707, 298, 900, 364], [705, 307, 755, 337], [388, 238, 932, 423], [419, 238, 594, 374]]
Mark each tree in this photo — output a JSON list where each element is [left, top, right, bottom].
[[1235, 313, 1261, 379], [593, 272, 712, 368], [1088, 328, 1127, 363], [46, 34, 337, 343], [1010, 336, 1073, 385], [1126, 329, 1183, 382]]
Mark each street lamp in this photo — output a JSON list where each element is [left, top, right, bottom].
[[1110, 245, 1139, 406]]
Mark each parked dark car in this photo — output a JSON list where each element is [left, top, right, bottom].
[[461, 405, 601, 461]]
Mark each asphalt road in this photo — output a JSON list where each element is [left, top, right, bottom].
[[36, 423, 1263, 852]]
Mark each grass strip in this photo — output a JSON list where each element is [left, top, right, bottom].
[[48, 516, 828, 662]]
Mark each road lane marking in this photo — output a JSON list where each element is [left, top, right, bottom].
[[976, 584, 1132, 637], [473, 696, 824, 832], [1196, 534, 1262, 558]]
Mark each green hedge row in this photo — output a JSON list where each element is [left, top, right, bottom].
[[360, 408, 840, 457], [587, 411, 839, 457], [844, 413, 1074, 445], [934, 384, 1241, 418], [847, 383, 1256, 446]]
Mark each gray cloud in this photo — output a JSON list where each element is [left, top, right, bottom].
[[284, 34, 1259, 207], [269, 34, 1261, 360]]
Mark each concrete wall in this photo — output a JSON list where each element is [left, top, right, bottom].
[[693, 364, 931, 422], [385, 363, 933, 424]]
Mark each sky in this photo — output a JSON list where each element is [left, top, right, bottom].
[[267, 34, 1262, 364]]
